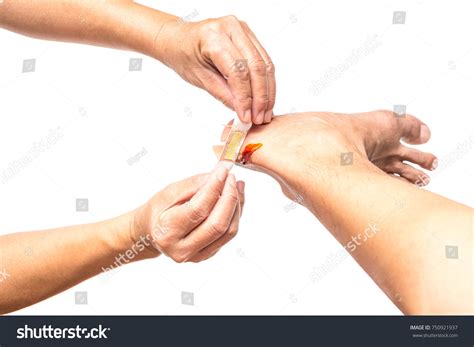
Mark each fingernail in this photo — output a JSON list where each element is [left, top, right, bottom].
[[237, 181, 245, 194], [264, 110, 273, 122], [215, 166, 228, 181], [256, 111, 265, 124], [244, 109, 252, 123], [423, 176, 430, 185], [431, 158, 438, 171], [419, 124, 431, 142]]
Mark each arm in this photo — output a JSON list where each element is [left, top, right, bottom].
[[0, 0, 172, 61], [0, 167, 245, 314], [299, 154, 472, 314], [223, 111, 473, 314], [0, 0, 275, 124], [0, 212, 145, 314]]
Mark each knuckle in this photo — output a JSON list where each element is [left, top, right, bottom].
[[189, 204, 208, 223], [228, 191, 240, 205], [230, 65, 250, 81], [254, 94, 270, 105], [227, 225, 239, 238], [154, 236, 172, 251], [171, 250, 191, 263], [249, 59, 267, 75], [398, 165, 408, 176], [203, 19, 223, 32], [266, 61, 276, 74], [208, 219, 228, 237], [203, 39, 224, 57], [234, 95, 252, 108], [223, 15, 239, 24], [239, 20, 249, 29], [189, 256, 202, 263]]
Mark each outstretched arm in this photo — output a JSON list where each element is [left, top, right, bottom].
[[0, 0, 171, 59], [0, 0, 276, 124], [0, 167, 244, 314], [220, 111, 473, 314]]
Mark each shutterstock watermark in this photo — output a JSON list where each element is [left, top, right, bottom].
[[127, 147, 147, 165], [101, 234, 153, 280], [178, 9, 199, 24], [0, 127, 64, 184], [415, 131, 474, 187], [0, 268, 10, 283], [310, 223, 382, 283], [309, 35, 381, 96], [17, 324, 110, 339]]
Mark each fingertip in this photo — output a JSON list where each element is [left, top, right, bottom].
[[215, 165, 229, 182], [419, 124, 431, 143], [264, 110, 273, 123], [237, 180, 245, 194], [244, 109, 252, 123]]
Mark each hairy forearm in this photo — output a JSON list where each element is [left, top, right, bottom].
[[0, 0, 177, 62], [299, 156, 472, 314], [244, 117, 473, 314], [0, 211, 158, 314]]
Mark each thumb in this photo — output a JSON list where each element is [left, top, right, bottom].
[[159, 173, 210, 209], [201, 70, 235, 110]]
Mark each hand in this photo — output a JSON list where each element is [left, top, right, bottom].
[[131, 166, 245, 263], [158, 15, 276, 125]]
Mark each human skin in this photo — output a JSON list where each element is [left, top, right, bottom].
[[217, 110, 473, 314], [0, 166, 245, 314], [0, 0, 275, 124]]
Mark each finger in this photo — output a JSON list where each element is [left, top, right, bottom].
[[206, 35, 252, 123], [190, 247, 221, 263], [199, 69, 235, 109], [385, 161, 430, 185], [390, 174, 411, 184], [189, 184, 243, 262], [182, 173, 239, 256], [236, 180, 245, 216], [188, 180, 245, 262], [397, 114, 431, 145], [160, 173, 209, 206], [159, 166, 229, 237], [213, 145, 224, 159], [400, 147, 438, 171], [241, 22, 276, 124], [230, 25, 268, 124]]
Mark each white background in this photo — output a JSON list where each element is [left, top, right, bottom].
[[0, 0, 473, 315]]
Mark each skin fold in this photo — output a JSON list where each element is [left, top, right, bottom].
[[215, 110, 473, 314]]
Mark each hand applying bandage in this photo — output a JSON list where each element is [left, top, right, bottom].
[[132, 166, 245, 263]]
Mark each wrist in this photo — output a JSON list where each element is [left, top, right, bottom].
[[235, 114, 369, 202], [110, 2, 179, 63], [102, 211, 160, 262]]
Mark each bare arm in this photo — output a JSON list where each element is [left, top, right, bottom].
[[0, 0, 174, 60], [0, 0, 276, 124], [225, 112, 473, 314], [0, 168, 244, 314], [0, 212, 149, 314]]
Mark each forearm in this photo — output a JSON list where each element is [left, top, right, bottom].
[[243, 115, 472, 314], [0, 0, 177, 62], [271, 149, 473, 314], [0, 211, 158, 314]]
